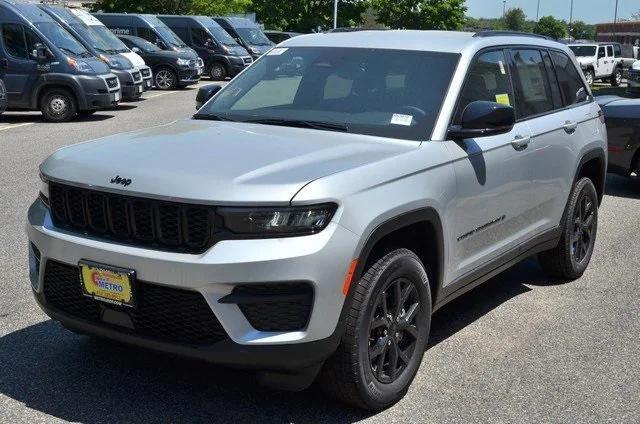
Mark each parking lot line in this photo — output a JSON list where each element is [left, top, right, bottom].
[[145, 91, 177, 99], [0, 122, 34, 131]]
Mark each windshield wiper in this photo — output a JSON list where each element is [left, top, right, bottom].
[[193, 113, 237, 121], [243, 118, 349, 132]]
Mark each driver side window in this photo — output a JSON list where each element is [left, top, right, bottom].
[[191, 28, 210, 48], [454, 49, 514, 124]]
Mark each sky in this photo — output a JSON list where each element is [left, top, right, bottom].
[[465, 0, 637, 24]]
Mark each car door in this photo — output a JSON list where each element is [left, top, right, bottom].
[[507, 48, 573, 234], [446, 48, 535, 282], [595, 46, 607, 77], [0, 23, 39, 108]]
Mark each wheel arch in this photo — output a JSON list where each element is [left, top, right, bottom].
[[353, 208, 445, 306], [574, 147, 607, 204], [32, 76, 85, 110]]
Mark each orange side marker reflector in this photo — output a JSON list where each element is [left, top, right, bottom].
[[342, 259, 359, 296]]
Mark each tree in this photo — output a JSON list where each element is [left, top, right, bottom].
[[568, 20, 595, 41], [533, 16, 566, 40], [370, 0, 467, 30], [503, 8, 526, 32], [252, 0, 367, 32]]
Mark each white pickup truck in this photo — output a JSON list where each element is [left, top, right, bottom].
[[568, 43, 623, 86]]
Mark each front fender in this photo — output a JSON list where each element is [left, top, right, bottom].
[[31, 73, 87, 110]]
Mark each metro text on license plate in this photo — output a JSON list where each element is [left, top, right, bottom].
[[79, 261, 136, 307]]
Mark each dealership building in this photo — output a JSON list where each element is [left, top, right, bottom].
[[596, 21, 640, 45]]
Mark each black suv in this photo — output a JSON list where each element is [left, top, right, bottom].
[[118, 35, 201, 89]]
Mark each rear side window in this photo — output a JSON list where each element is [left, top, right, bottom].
[[541, 51, 562, 108], [509, 49, 554, 119], [455, 49, 514, 123], [598, 47, 605, 58], [613, 44, 621, 57], [2, 24, 28, 60], [606, 46, 613, 57], [550, 51, 589, 106]]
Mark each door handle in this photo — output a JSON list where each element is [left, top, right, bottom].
[[511, 135, 531, 151], [563, 121, 578, 134]]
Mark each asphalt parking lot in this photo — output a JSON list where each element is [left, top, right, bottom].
[[1, 82, 639, 423]]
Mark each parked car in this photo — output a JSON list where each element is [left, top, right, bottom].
[[213, 17, 274, 59], [39, 5, 144, 101], [597, 95, 640, 177], [0, 0, 120, 122], [93, 12, 204, 74], [157, 15, 252, 81], [70, 9, 153, 90], [568, 43, 623, 86], [29, 30, 605, 409], [627, 60, 640, 96], [0, 77, 6, 115], [264, 30, 302, 44], [118, 35, 201, 89]]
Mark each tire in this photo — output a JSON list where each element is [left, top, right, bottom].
[[210, 62, 227, 81], [154, 67, 178, 90], [40, 88, 77, 122], [538, 177, 598, 280], [584, 69, 595, 86], [318, 249, 431, 410], [610, 68, 623, 87]]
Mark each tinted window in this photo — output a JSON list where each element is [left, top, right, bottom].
[[606, 46, 613, 57], [568, 45, 596, 57], [613, 44, 621, 57], [455, 50, 514, 123], [199, 47, 460, 141], [541, 50, 562, 108], [550, 50, 589, 106], [191, 28, 210, 47], [597, 47, 605, 58], [171, 27, 189, 44], [137, 27, 154, 43], [510, 49, 554, 118], [2, 24, 27, 59]]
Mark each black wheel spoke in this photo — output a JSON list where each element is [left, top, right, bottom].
[[381, 291, 389, 316], [402, 302, 419, 325], [399, 322, 419, 339], [370, 336, 389, 360], [393, 281, 403, 318], [398, 343, 414, 365], [388, 341, 399, 380], [376, 345, 387, 378]]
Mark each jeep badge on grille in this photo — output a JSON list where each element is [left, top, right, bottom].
[[110, 175, 132, 187]]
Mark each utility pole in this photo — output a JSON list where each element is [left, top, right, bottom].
[[503, 0, 506, 19], [333, 0, 338, 29], [536, 0, 541, 21]]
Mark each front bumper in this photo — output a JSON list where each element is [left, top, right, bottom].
[[227, 56, 253, 76], [177, 66, 201, 85], [26, 199, 358, 367], [79, 74, 121, 110], [139, 66, 153, 91], [114, 69, 144, 101]]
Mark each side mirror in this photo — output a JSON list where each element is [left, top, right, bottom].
[[156, 38, 167, 50], [131, 47, 142, 54], [447, 101, 515, 140], [196, 84, 223, 109], [33, 43, 51, 63]]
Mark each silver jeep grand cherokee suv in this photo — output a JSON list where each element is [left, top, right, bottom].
[[27, 30, 607, 409]]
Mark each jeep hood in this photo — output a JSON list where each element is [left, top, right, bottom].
[[41, 119, 418, 205], [576, 57, 594, 67]]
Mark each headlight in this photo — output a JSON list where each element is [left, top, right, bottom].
[[218, 204, 337, 235], [176, 58, 190, 66], [39, 172, 49, 207], [66, 57, 93, 73]]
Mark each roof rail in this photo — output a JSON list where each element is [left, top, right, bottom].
[[473, 30, 555, 41]]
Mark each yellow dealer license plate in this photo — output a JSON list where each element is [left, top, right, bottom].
[[79, 261, 136, 307]]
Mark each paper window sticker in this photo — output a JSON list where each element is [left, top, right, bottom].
[[495, 93, 511, 106], [390, 113, 413, 126]]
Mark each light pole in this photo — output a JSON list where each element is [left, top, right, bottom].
[[536, 0, 541, 21], [503, 0, 506, 18], [333, 0, 338, 29], [569, 0, 574, 39], [613, 0, 619, 42]]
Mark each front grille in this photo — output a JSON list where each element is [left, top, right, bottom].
[[225, 283, 313, 332], [43, 260, 228, 346], [131, 71, 141, 82], [49, 183, 214, 253], [140, 68, 151, 78], [105, 77, 118, 89]]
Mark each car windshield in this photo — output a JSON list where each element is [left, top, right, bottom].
[[88, 25, 129, 53], [133, 37, 161, 52], [569, 45, 597, 57], [208, 26, 239, 46], [154, 25, 188, 48], [236, 27, 272, 46], [34, 22, 92, 58], [196, 47, 459, 141], [69, 23, 112, 54]]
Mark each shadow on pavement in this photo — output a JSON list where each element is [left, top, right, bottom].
[[0, 259, 556, 423], [604, 174, 640, 200]]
